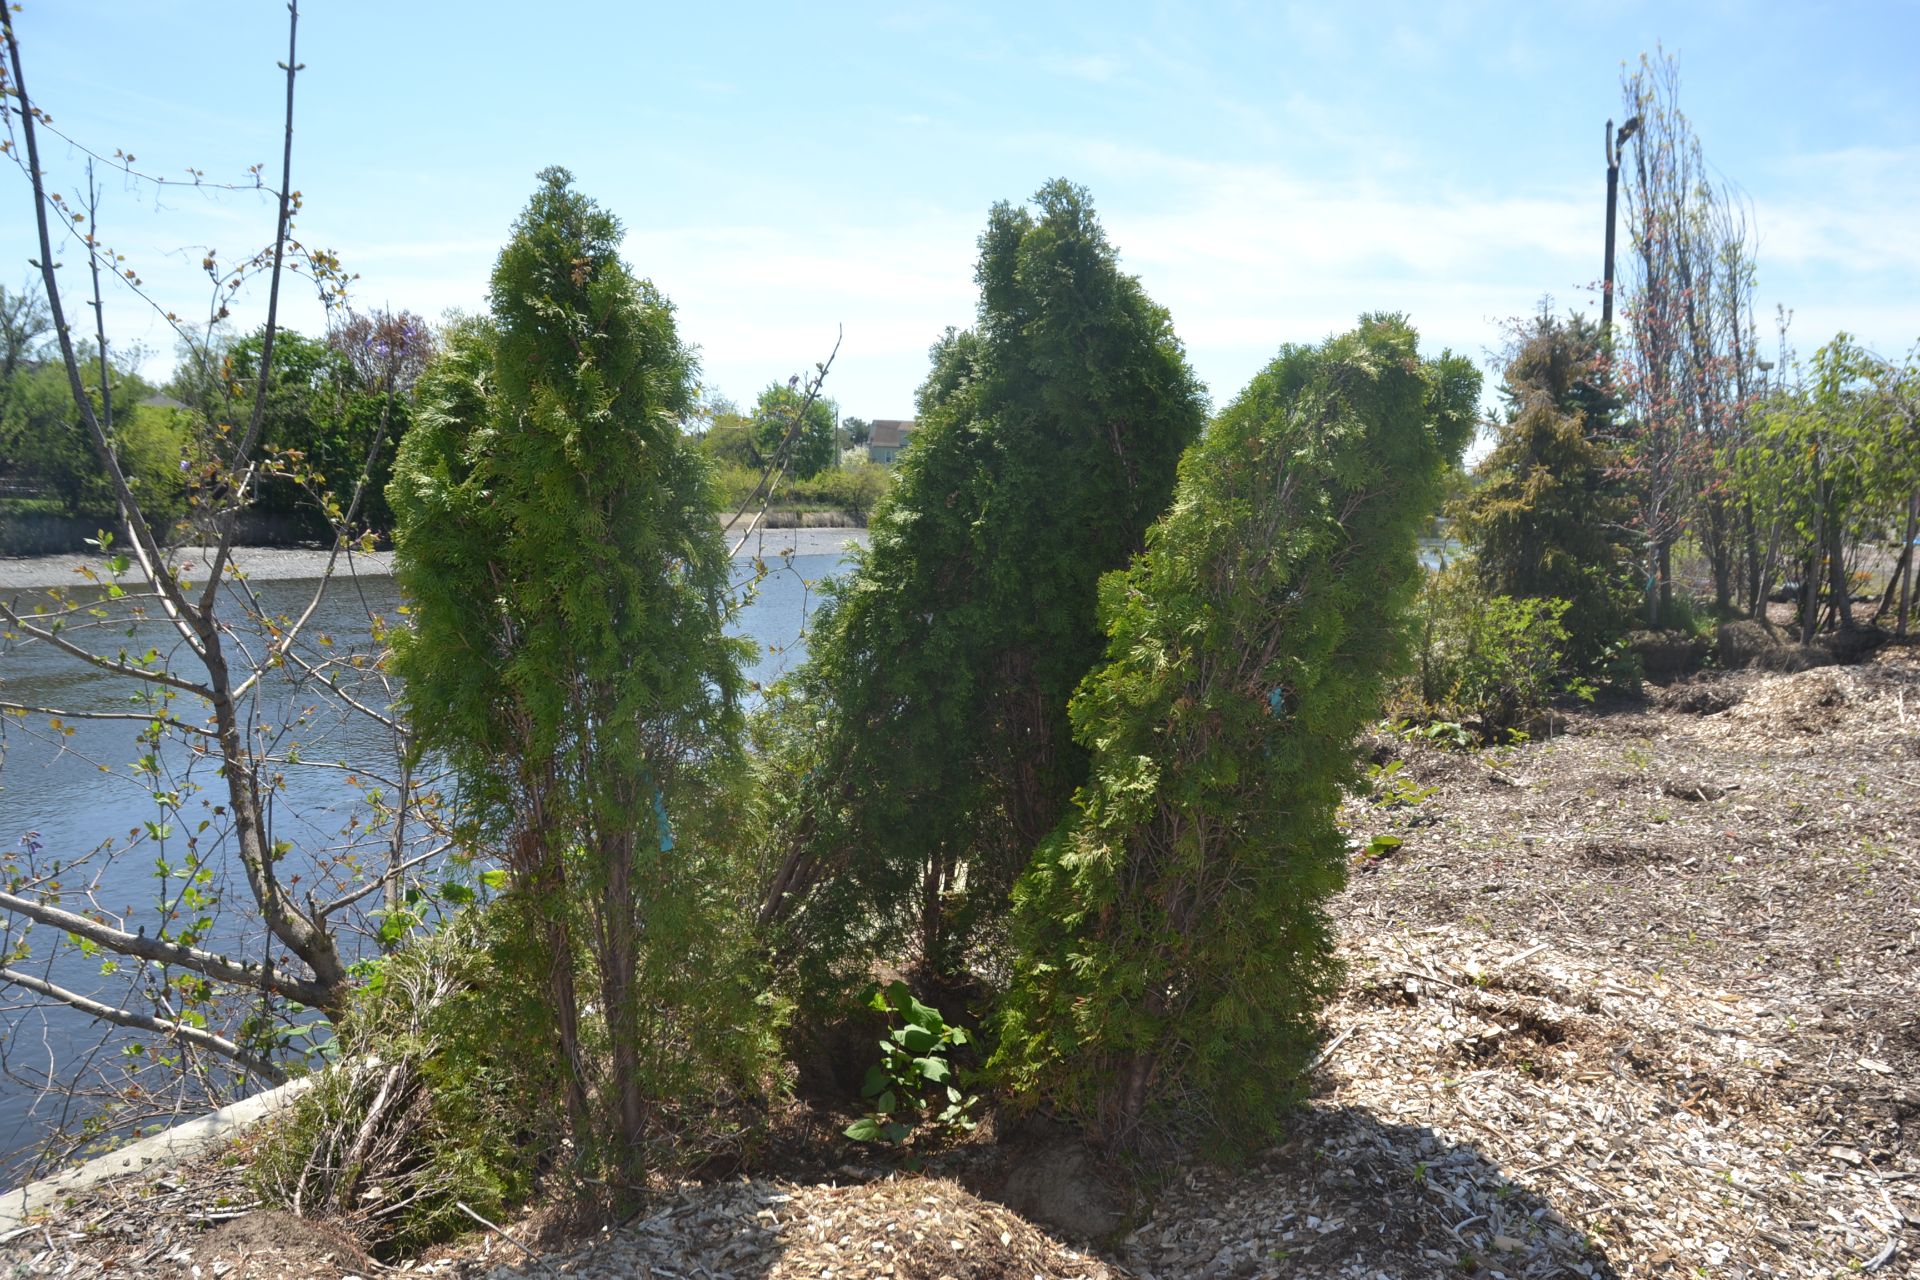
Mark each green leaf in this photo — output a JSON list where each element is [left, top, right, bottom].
[[875, 1089, 896, 1115], [898, 1024, 938, 1054], [844, 1117, 884, 1143], [861, 1065, 890, 1098], [914, 1055, 950, 1083]]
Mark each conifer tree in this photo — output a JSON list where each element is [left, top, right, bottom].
[[756, 181, 1206, 987], [389, 169, 766, 1173], [1454, 313, 1636, 668], [994, 317, 1477, 1159]]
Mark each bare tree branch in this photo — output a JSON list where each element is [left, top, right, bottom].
[[0, 967, 286, 1084], [0, 700, 214, 737], [0, 602, 215, 697], [0, 890, 336, 1010]]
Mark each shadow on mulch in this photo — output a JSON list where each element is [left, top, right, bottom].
[[1112, 1103, 1620, 1279]]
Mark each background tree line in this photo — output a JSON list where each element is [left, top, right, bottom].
[[1411, 51, 1918, 747]]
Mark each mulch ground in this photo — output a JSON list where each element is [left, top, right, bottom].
[[6, 647, 1917, 1278]]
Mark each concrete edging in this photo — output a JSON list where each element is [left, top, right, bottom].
[[0, 1075, 314, 1234]]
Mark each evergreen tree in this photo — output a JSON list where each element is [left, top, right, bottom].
[[1453, 313, 1635, 669], [756, 180, 1206, 990], [994, 316, 1477, 1160], [389, 169, 768, 1174]]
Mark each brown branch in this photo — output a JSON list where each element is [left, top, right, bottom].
[[728, 329, 843, 558], [198, 1, 303, 613], [0, 601, 214, 697], [0, 890, 336, 1010], [0, 967, 287, 1084], [0, 700, 213, 737]]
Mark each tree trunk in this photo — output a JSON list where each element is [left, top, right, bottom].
[[1705, 494, 1734, 612], [204, 636, 350, 1012], [1799, 549, 1819, 645], [1826, 496, 1853, 631], [1657, 538, 1674, 622], [918, 847, 949, 976], [1875, 533, 1913, 624], [1899, 491, 1918, 637], [1645, 542, 1661, 627], [602, 823, 647, 1172], [1742, 497, 1764, 618]]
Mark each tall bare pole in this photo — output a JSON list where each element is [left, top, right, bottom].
[[1601, 114, 1641, 345]]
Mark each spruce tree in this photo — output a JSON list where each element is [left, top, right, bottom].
[[756, 181, 1206, 989], [1455, 313, 1636, 668], [993, 316, 1477, 1160], [389, 169, 767, 1173]]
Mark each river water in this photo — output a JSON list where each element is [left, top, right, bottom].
[[0, 546, 855, 1181]]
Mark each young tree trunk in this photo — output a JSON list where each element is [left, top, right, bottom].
[[601, 824, 648, 1170], [1705, 495, 1734, 612], [1658, 538, 1674, 622], [1742, 497, 1765, 618], [1899, 491, 1918, 637], [1799, 549, 1820, 645], [1826, 496, 1854, 631], [1645, 542, 1661, 627], [1875, 536, 1914, 624]]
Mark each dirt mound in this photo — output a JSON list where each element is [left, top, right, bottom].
[[471, 1176, 1125, 1279], [164, 1210, 375, 1278], [1722, 666, 1858, 734]]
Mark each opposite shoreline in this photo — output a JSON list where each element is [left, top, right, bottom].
[[0, 527, 870, 591]]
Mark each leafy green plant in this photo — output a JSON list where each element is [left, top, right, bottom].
[[1403, 563, 1590, 738], [1362, 759, 1435, 809], [845, 981, 978, 1145]]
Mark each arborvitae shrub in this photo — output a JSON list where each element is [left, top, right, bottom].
[[389, 168, 772, 1179], [993, 316, 1477, 1161], [756, 180, 1206, 994]]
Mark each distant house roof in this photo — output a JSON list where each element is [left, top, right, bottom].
[[869, 419, 915, 448], [139, 392, 190, 412]]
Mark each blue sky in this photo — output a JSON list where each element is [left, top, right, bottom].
[[5, 1, 1916, 421]]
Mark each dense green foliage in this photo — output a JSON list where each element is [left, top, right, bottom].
[[993, 317, 1477, 1160], [169, 322, 423, 536], [750, 381, 839, 480], [1407, 563, 1588, 736], [388, 169, 773, 1178], [755, 180, 1207, 995], [0, 290, 184, 522], [1453, 314, 1635, 669]]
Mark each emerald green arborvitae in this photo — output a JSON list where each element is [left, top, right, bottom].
[[388, 169, 766, 1174], [993, 316, 1478, 1160], [1453, 314, 1636, 668], [756, 180, 1206, 988]]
